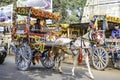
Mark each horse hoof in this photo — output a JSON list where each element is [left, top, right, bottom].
[[52, 68, 55, 70], [72, 74, 75, 76], [90, 76, 94, 80], [33, 62, 36, 65], [59, 71, 63, 74], [52, 67, 56, 70], [90, 78, 94, 80]]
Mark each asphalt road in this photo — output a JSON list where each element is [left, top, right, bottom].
[[0, 55, 120, 80]]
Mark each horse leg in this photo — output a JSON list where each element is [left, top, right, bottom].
[[53, 54, 59, 70], [72, 54, 78, 76], [58, 58, 62, 73], [85, 49, 94, 79], [53, 57, 57, 70], [54, 48, 63, 73], [53, 47, 58, 70]]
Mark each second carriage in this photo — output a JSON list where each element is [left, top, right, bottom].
[[64, 15, 120, 70], [91, 15, 120, 70], [12, 7, 61, 70]]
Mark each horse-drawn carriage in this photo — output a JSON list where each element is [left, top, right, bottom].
[[91, 15, 120, 70], [0, 36, 7, 64], [0, 25, 11, 64], [12, 7, 60, 70], [11, 6, 96, 79], [92, 37, 120, 70], [12, 7, 120, 79]]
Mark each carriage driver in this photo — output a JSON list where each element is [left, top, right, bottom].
[[111, 24, 120, 38], [31, 18, 42, 33]]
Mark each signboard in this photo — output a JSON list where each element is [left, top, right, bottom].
[[17, 7, 30, 16], [17, 0, 52, 11], [106, 15, 120, 23], [0, 4, 13, 23], [94, 15, 120, 23]]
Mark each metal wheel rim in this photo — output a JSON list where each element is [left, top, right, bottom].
[[0, 52, 5, 64]]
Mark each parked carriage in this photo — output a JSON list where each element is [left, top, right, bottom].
[[12, 7, 60, 70], [0, 36, 7, 64], [92, 36, 120, 70], [91, 15, 120, 70], [0, 25, 11, 64]]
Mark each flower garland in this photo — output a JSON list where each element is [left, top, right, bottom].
[[17, 7, 60, 20]]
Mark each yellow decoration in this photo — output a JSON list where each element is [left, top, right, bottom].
[[14, 34, 21, 41], [54, 31, 61, 37], [94, 18, 98, 30], [106, 15, 120, 23], [34, 36, 40, 42], [60, 24, 69, 29], [17, 7, 60, 20], [49, 35, 53, 40], [31, 43, 45, 53], [34, 44, 40, 50], [40, 43, 45, 53]]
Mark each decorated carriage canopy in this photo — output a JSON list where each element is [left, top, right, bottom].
[[16, 7, 60, 20]]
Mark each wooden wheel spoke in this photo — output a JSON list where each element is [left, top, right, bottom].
[[100, 61, 104, 68], [102, 57, 107, 62], [100, 59, 106, 66], [96, 61, 100, 68], [94, 51, 99, 57], [101, 52, 105, 57], [15, 43, 32, 71], [40, 50, 54, 69], [92, 47, 109, 70], [93, 55, 99, 61]]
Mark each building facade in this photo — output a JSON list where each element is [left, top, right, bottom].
[[81, 0, 120, 23]]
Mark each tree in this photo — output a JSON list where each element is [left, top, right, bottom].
[[53, 0, 87, 23], [0, 0, 14, 7]]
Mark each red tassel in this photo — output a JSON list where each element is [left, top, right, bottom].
[[78, 48, 83, 64], [48, 50, 51, 58], [35, 53, 40, 64]]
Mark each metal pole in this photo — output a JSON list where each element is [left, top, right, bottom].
[[27, 8, 31, 32], [12, 0, 17, 40]]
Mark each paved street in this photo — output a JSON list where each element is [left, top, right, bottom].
[[0, 55, 120, 80]]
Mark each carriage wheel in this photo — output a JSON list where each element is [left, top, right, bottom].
[[0, 53, 5, 64], [15, 43, 32, 71], [0, 51, 7, 64], [92, 47, 109, 70], [40, 50, 54, 69], [0, 58, 4, 64]]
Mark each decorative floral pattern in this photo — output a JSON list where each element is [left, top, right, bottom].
[[16, 7, 60, 20]]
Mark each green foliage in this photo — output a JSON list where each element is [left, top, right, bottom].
[[53, 0, 87, 24], [0, 0, 14, 7], [0, 0, 87, 24]]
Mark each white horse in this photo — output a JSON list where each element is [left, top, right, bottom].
[[52, 29, 105, 79]]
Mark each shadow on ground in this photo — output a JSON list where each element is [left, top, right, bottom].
[[25, 63, 91, 80]]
